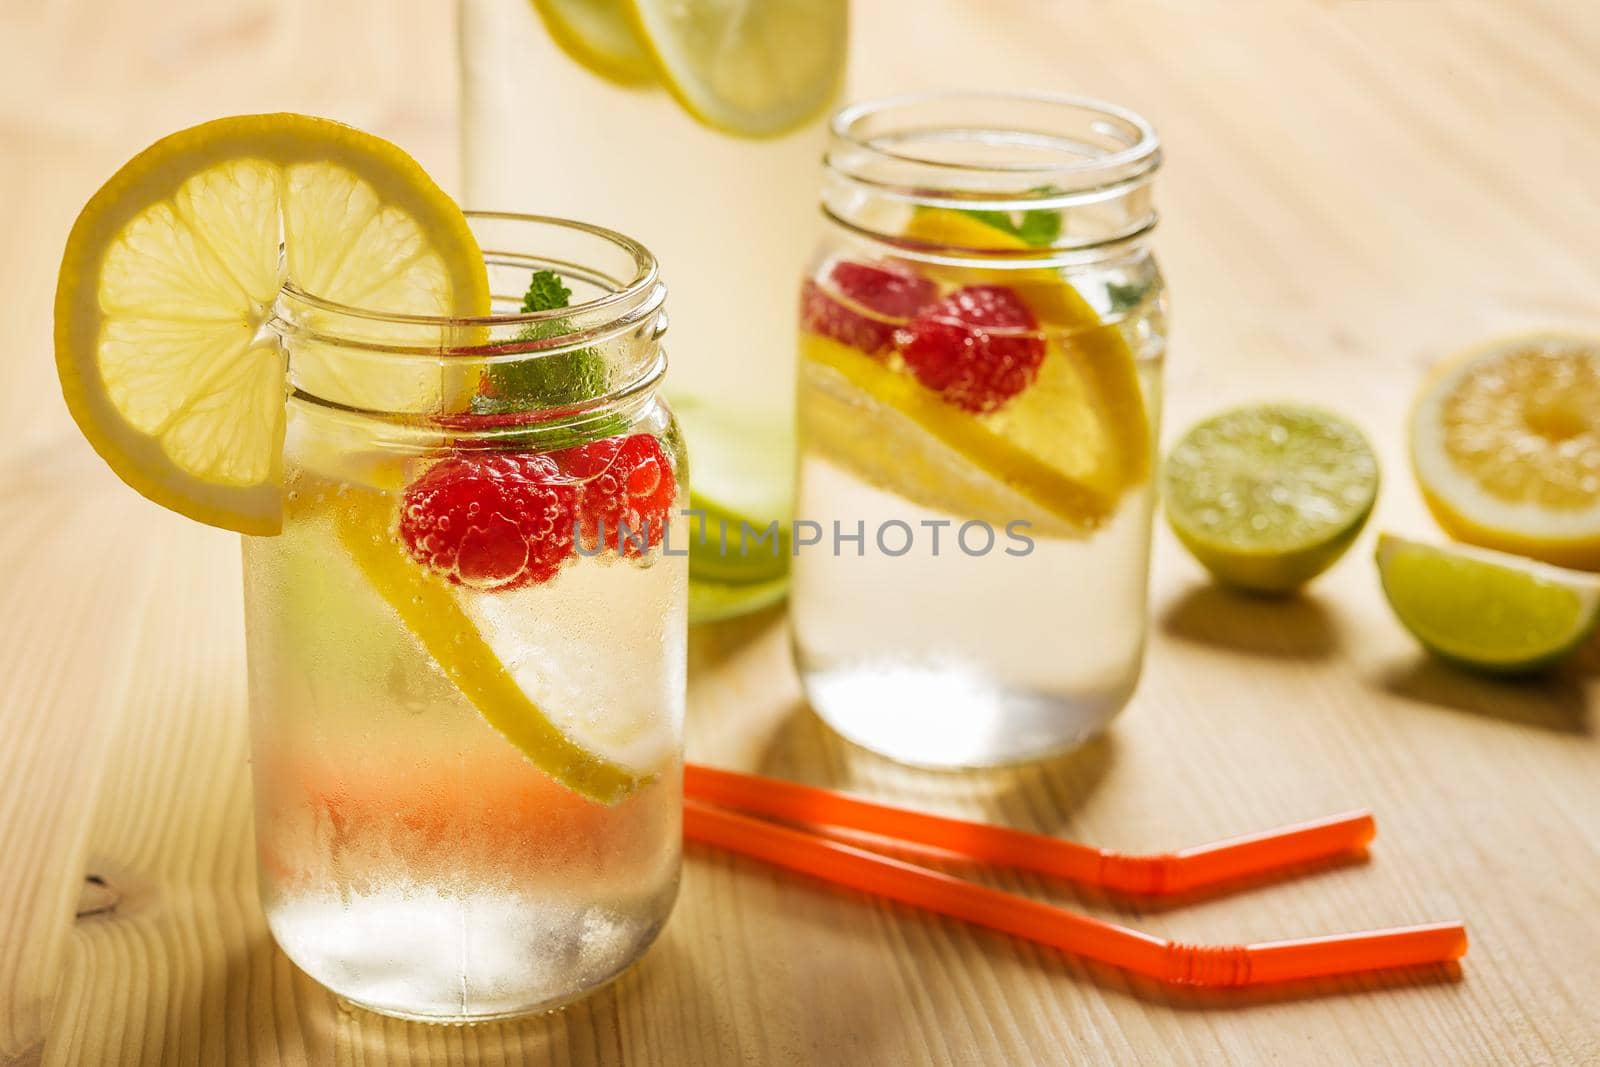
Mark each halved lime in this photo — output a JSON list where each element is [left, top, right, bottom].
[[1377, 533, 1600, 673], [1164, 404, 1379, 593]]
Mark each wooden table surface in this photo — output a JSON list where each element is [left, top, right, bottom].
[[5, 1, 1600, 1063]]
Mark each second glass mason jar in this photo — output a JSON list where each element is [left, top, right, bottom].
[[244, 214, 685, 1021], [792, 92, 1167, 767]]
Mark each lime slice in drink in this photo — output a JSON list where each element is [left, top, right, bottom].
[[1377, 533, 1600, 673], [624, 0, 846, 137], [530, 0, 656, 86], [333, 488, 653, 805], [54, 113, 490, 535], [689, 574, 790, 625], [1164, 404, 1379, 593], [673, 394, 793, 584]]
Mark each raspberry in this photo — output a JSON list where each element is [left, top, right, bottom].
[[399, 452, 577, 590], [555, 433, 678, 557], [894, 285, 1046, 413], [800, 260, 938, 355]]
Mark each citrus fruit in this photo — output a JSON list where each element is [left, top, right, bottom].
[[797, 208, 1151, 537], [1376, 533, 1600, 674], [1164, 404, 1379, 593], [672, 394, 792, 584], [624, 0, 846, 137], [333, 486, 654, 805], [689, 574, 790, 625], [1411, 332, 1600, 570], [800, 336, 1119, 535], [54, 113, 490, 535], [530, 0, 656, 85]]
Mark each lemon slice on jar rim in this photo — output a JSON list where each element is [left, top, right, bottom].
[[54, 113, 491, 535]]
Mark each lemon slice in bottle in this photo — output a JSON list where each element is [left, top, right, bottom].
[[1411, 332, 1600, 570], [1377, 533, 1600, 674], [54, 113, 490, 535], [530, 0, 656, 85], [624, 0, 846, 137]]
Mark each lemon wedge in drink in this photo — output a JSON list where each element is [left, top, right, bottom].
[[332, 489, 651, 805], [624, 0, 846, 137], [54, 113, 490, 535], [799, 207, 1150, 537], [902, 209, 1154, 496], [1377, 533, 1600, 674], [531, 0, 656, 85], [1411, 332, 1600, 570], [1164, 404, 1379, 593]]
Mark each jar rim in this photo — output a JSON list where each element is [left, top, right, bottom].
[[830, 90, 1160, 187], [279, 210, 659, 331]]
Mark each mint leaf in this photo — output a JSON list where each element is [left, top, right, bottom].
[[954, 185, 1064, 248], [1107, 281, 1150, 312], [471, 270, 628, 445], [521, 269, 572, 313]]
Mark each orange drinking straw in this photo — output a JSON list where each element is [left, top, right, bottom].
[[684, 764, 1376, 894], [683, 800, 1468, 987]]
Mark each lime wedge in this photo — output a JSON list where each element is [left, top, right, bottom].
[[1377, 533, 1600, 673], [623, 0, 845, 137], [530, 0, 656, 86], [1164, 404, 1379, 593], [333, 488, 649, 805]]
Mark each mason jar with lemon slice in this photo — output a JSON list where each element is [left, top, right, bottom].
[[56, 117, 685, 1021], [791, 93, 1167, 767]]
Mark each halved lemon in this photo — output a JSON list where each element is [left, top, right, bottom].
[[531, 0, 656, 86], [1377, 533, 1600, 674], [624, 0, 846, 138], [1412, 332, 1600, 570], [798, 208, 1151, 536], [54, 114, 490, 535]]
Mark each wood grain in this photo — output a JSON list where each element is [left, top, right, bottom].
[[4, 0, 1600, 1063]]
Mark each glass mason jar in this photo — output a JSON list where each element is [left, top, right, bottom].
[[791, 92, 1167, 768], [243, 214, 686, 1022]]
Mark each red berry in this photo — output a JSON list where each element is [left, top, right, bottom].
[[800, 260, 938, 355], [894, 286, 1046, 413], [555, 433, 678, 557], [399, 452, 577, 590]]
